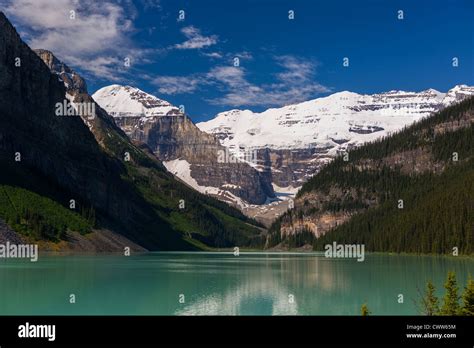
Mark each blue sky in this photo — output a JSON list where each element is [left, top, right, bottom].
[[2, 0, 473, 122]]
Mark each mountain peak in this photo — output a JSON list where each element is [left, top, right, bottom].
[[328, 90, 360, 98], [452, 84, 468, 89], [421, 88, 442, 94], [34, 48, 87, 94], [93, 85, 182, 118], [442, 84, 474, 106]]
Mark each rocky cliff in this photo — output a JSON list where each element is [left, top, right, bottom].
[[93, 85, 275, 205]]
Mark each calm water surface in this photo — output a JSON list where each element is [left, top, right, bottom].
[[0, 252, 472, 315]]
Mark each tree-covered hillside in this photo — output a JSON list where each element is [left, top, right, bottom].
[[268, 97, 474, 254]]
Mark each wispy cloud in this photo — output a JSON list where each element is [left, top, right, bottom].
[[207, 66, 250, 88], [1, 0, 150, 81], [152, 75, 203, 94], [152, 55, 330, 107], [232, 51, 253, 61], [201, 52, 223, 59], [201, 50, 253, 62], [140, 0, 161, 9], [174, 25, 218, 50], [274, 55, 318, 81]]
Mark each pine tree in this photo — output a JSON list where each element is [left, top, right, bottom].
[[440, 271, 460, 315], [460, 276, 474, 315], [421, 281, 439, 316]]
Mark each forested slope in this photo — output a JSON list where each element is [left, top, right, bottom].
[[267, 96, 474, 254]]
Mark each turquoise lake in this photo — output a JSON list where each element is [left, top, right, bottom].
[[0, 252, 472, 315]]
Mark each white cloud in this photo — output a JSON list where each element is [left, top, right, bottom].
[[1, 0, 147, 81], [202, 52, 223, 59], [274, 55, 318, 81], [174, 25, 218, 50], [152, 75, 202, 94], [232, 51, 253, 60], [201, 51, 253, 62], [150, 55, 330, 107], [206, 55, 330, 107], [207, 66, 249, 88]]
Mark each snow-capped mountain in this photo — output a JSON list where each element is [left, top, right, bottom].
[[197, 85, 474, 190], [198, 86, 473, 151], [93, 85, 182, 118], [92, 85, 275, 206], [441, 85, 474, 106]]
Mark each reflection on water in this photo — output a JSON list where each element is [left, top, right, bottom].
[[0, 252, 472, 315], [175, 255, 301, 315]]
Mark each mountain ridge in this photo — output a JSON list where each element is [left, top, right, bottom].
[[0, 11, 264, 251], [198, 84, 474, 150], [196, 84, 474, 194]]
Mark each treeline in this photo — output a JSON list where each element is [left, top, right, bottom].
[[0, 185, 94, 241], [313, 162, 473, 254]]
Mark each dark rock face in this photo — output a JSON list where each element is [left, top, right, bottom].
[[0, 12, 184, 249], [0, 13, 112, 214], [349, 125, 385, 134]]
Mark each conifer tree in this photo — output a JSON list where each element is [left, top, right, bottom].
[[440, 271, 460, 315], [460, 276, 474, 315], [422, 281, 439, 316]]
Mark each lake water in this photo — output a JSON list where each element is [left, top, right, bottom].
[[0, 252, 472, 315]]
